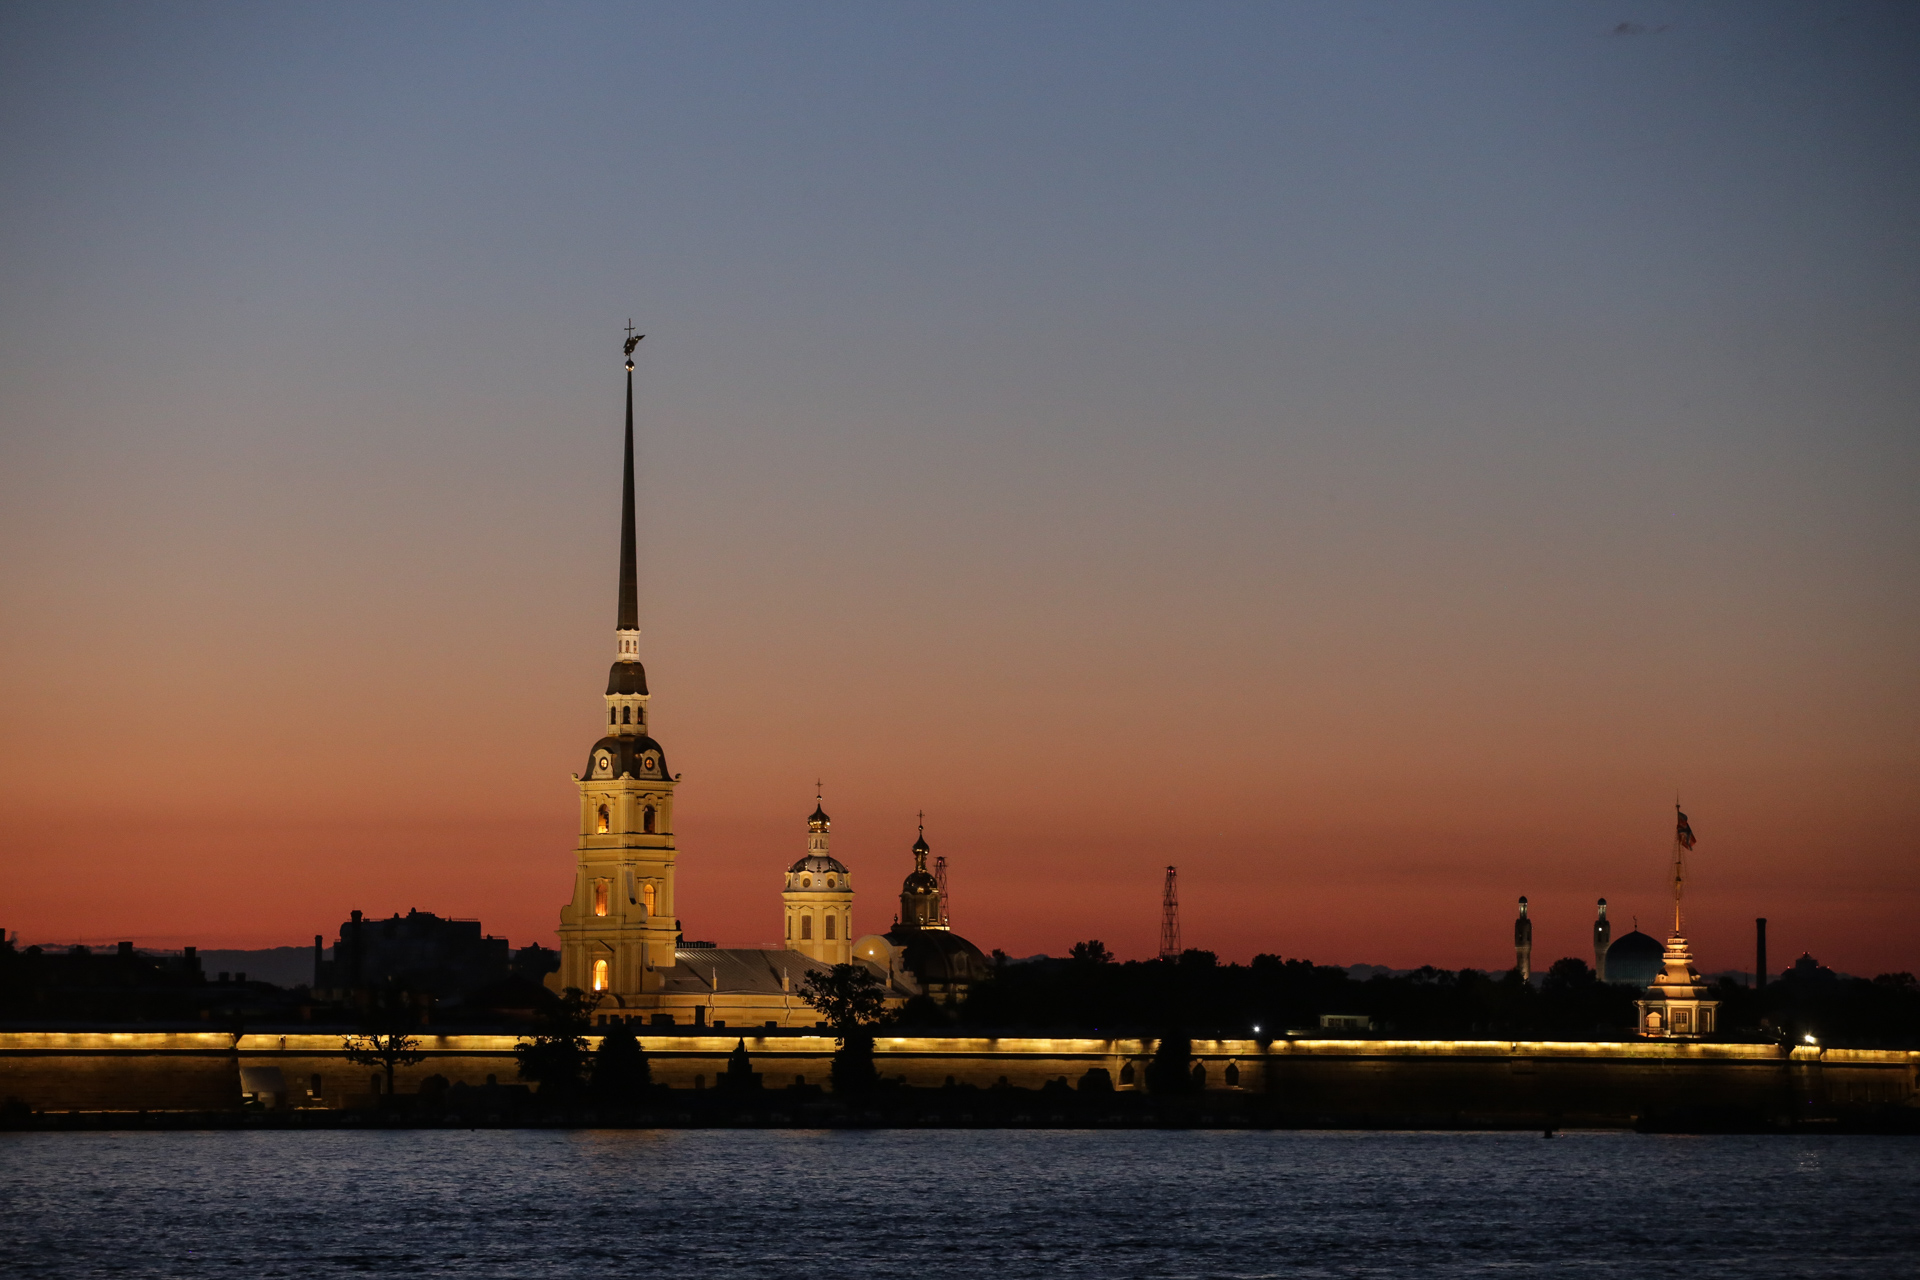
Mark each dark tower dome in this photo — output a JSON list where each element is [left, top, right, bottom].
[[808, 802, 830, 831], [606, 661, 649, 696], [582, 735, 670, 782], [898, 821, 942, 930]]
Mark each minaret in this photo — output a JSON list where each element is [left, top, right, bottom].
[[1593, 898, 1611, 981], [551, 328, 682, 1005], [783, 786, 853, 964], [1513, 896, 1532, 982]]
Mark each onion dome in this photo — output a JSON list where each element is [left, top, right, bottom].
[[808, 802, 830, 832]]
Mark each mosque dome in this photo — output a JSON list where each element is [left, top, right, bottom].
[[1606, 930, 1665, 988], [785, 854, 850, 890], [605, 661, 649, 696]]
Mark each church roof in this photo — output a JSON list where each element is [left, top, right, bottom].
[[657, 948, 904, 998]]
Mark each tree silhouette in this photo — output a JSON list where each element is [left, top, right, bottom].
[[515, 987, 598, 1099], [798, 964, 888, 1034], [341, 1001, 424, 1101], [589, 1024, 651, 1103], [1145, 1033, 1200, 1095]]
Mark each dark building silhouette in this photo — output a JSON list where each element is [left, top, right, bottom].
[[313, 909, 514, 1006], [0, 938, 312, 1024]]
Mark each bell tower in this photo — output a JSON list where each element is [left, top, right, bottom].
[[553, 329, 681, 1003], [782, 786, 854, 964]]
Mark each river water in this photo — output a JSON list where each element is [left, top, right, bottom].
[[2, 1129, 1915, 1277]]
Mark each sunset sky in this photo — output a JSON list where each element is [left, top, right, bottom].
[[2, 3, 1915, 976]]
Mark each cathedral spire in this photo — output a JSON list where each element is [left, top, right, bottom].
[[617, 325, 643, 636]]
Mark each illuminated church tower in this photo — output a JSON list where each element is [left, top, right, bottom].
[[552, 334, 682, 1001], [783, 791, 853, 964]]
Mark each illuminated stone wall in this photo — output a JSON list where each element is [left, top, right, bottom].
[[0, 1032, 1912, 1119]]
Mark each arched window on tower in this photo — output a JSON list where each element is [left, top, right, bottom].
[[642, 883, 655, 916], [592, 880, 609, 917], [609, 708, 616, 725], [800, 916, 813, 941], [596, 805, 610, 835], [642, 805, 655, 834], [622, 706, 631, 724], [825, 915, 835, 940], [591, 958, 609, 992]]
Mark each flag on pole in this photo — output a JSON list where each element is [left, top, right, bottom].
[[1676, 807, 1696, 850]]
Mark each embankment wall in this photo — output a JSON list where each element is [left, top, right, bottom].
[[1, 1032, 1913, 1125]]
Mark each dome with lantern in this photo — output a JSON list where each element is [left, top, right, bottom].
[[786, 853, 850, 892]]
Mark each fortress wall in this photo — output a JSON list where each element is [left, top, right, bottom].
[[1, 1032, 1912, 1119]]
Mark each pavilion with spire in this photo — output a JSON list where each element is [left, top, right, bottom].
[[1634, 805, 1719, 1038]]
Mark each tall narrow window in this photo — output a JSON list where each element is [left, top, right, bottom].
[[592, 880, 609, 916], [786, 916, 792, 939], [596, 805, 610, 835], [825, 915, 835, 940], [800, 916, 813, 941], [642, 883, 655, 916], [622, 707, 631, 724], [609, 708, 617, 724], [591, 958, 609, 991], [642, 805, 656, 834]]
